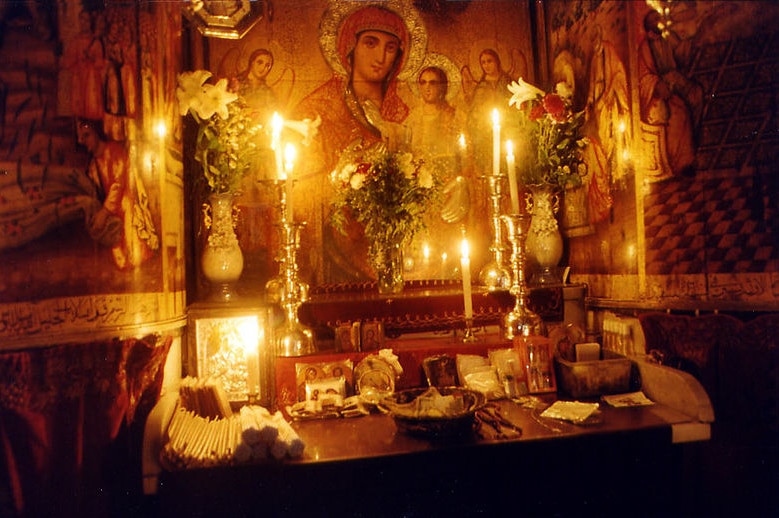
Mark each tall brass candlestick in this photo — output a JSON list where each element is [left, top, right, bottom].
[[275, 220, 314, 357], [261, 179, 286, 302], [501, 214, 544, 339], [478, 174, 511, 290]]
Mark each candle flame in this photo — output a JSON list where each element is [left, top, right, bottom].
[[154, 120, 167, 139], [506, 140, 514, 158], [460, 238, 470, 259], [491, 108, 500, 127], [236, 317, 260, 355], [271, 112, 283, 150], [284, 143, 296, 173]]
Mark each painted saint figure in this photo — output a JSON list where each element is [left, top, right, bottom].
[[404, 62, 470, 278], [77, 120, 158, 269], [461, 48, 523, 175], [407, 65, 463, 163], [229, 48, 280, 123], [293, 4, 414, 283], [638, 9, 703, 180]]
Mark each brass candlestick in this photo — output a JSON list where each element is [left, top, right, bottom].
[[501, 214, 544, 339], [478, 174, 511, 290], [275, 220, 314, 357], [462, 318, 478, 343], [261, 179, 314, 356], [261, 179, 286, 302]]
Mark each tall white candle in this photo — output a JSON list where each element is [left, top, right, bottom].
[[271, 112, 284, 181], [457, 133, 466, 173], [284, 143, 296, 221], [506, 140, 520, 214], [460, 239, 474, 321], [238, 318, 260, 396], [492, 109, 501, 177], [246, 346, 259, 396]]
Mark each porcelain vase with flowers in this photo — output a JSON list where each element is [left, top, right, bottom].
[[330, 141, 440, 295], [507, 77, 588, 283], [525, 183, 564, 284], [177, 70, 259, 300]]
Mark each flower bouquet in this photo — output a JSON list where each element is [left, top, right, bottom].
[[507, 78, 588, 190], [177, 70, 262, 299], [330, 141, 441, 292], [176, 70, 260, 194], [506, 78, 589, 284]]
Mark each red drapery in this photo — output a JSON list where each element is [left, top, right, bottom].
[[0, 334, 172, 517]]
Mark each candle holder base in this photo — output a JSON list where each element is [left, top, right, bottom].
[[478, 261, 511, 291], [276, 323, 315, 357], [461, 321, 480, 343], [503, 309, 544, 341]]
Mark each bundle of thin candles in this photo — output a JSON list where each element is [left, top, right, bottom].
[[163, 403, 305, 469]]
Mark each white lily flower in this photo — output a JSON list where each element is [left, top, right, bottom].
[[350, 173, 366, 190], [555, 81, 574, 101], [176, 70, 212, 116], [397, 153, 415, 179], [417, 168, 433, 189], [195, 78, 238, 120], [507, 77, 545, 108], [284, 115, 322, 147]]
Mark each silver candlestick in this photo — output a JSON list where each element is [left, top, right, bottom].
[[478, 174, 511, 290], [501, 214, 544, 339]]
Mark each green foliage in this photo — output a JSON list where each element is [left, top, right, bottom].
[[191, 99, 259, 194], [509, 79, 588, 190], [330, 142, 442, 258]]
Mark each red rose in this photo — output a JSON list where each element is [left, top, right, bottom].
[[529, 103, 545, 122], [542, 93, 567, 122]]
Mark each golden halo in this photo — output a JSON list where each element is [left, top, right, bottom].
[[319, 0, 428, 81], [408, 52, 462, 103]]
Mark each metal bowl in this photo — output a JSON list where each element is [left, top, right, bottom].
[[379, 386, 486, 439]]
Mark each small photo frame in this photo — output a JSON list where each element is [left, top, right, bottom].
[[360, 321, 384, 351], [514, 336, 557, 394], [335, 322, 359, 352]]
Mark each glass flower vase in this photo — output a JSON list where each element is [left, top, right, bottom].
[[525, 183, 564, 284], [201, 192, 244, 301], [371, 241, 404, 295]]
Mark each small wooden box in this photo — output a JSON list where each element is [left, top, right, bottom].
[[554, 351, 634, 399]]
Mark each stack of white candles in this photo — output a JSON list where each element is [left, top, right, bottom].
[[163, 404, 305, 469]]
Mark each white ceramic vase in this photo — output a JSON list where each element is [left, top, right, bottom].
[[525, 183, 564, 284], [201, 192, 244, 301]]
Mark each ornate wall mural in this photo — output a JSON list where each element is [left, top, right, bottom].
[[544, 0, 779, 305], [0, 2, 185, 346], [188, 0, 537, 297]]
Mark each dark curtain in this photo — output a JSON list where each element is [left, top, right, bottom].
[[0, 334, 172, 517]]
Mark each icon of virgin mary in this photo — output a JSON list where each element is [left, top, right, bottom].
[[291, 2, 427, 285]]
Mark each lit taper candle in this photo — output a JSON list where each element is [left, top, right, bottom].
[[506, 140, 520, 214], [460, 238, 474, 321], [492, 108, 500, 176], [284, 143, 296, 221], [271, 112, 284, 181]]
